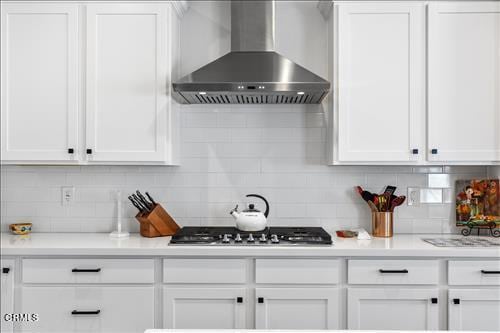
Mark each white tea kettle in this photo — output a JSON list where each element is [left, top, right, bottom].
[[230, 194, 269, 232]]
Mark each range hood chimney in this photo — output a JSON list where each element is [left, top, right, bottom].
[[172, 1, 331, 104]]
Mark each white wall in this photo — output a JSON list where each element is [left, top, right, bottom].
[[0, 1, 489, 234]]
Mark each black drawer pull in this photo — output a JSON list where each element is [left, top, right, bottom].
[[71, 310, 100, 315], [258, 297, 264, 304], [72, 268, 101, 273], [453, 298, 460, 305], [2, 267, 10, 274], [86, 148, 92, 154], [431, 298, 438, 304], [236, 297, 243, 303], [412, 148, 419, 155], [379, 269, 409, 274], [431, 148, 438, 154], [68, 148, 74, 154], [481, 270, 500, 274]]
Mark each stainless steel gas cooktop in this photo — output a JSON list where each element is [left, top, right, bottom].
[[169, 227, 333, 246]]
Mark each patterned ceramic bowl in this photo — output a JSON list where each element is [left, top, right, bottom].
[[9, 223, 32, 235]]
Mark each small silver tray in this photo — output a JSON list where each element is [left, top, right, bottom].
[[422, 237, 500, 247]]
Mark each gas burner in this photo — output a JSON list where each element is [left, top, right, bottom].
[[169, 226, 332, 246]]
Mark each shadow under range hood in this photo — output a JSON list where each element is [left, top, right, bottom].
[[172, 1, 330, 104]]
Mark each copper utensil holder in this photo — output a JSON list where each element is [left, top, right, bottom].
[[136, 204, 180, 238], [371, 212, 393, 237]]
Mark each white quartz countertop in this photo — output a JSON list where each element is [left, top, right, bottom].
[[2, 233, 500, 257]]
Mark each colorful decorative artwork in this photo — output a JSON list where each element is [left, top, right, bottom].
[[455, 179, 500, 231]]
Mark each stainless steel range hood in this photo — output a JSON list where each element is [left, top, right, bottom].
[[172, 1, 330, 104]]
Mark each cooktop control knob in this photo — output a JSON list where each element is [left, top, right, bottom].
[[247, 234, 255, 243], [259, 233, 267, 243], [222, 234, 230, 243], [235, 234, 242, 243], [271, 234, 279, 243]]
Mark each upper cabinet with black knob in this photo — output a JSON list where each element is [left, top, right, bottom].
[[330, 1, 500, 165], [427, 2, 500, 163], [1, 2, 181, 165]]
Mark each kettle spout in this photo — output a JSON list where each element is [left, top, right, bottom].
[[230, 205, 239, 219]]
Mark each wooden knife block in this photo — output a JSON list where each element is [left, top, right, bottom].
[[135, 204, 180, 238]]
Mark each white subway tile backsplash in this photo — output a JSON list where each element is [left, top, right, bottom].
[[1, 106, 488, 234]]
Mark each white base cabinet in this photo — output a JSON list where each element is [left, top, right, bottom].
[[3, 256, 499, 331], [1, 259, 15, 333], [449, 289, 500, 331], [19, 286, 154, 333], [255, 287, 340, 330], [163, 288, 246, 329], [348, 288, 439, 330]]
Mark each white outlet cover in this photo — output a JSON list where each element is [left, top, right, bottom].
[[61, 186, 75, 206]]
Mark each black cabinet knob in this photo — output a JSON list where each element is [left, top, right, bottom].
[[258, 297, 264, 304], [412, 149, 419, 155], [453, 298, 460, 305], [431, 298, 438, 304], [237, 297, 243, 303], [86, 149, 92, 154], [431, 149, 438, 154], [68, 148, 74, 154], [2, 267, 10, 274]]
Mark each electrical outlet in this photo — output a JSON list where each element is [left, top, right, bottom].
[[61, 186, 75, 206], [407, 187, 420, 206]]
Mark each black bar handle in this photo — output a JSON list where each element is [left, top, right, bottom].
[[258, 297, 264, 304], [71, 310, 100, 315], [481, 270, 500, 274], [2, 267, 10, 274], [72, 268, 101, 273], [379, 269, 409, 274]]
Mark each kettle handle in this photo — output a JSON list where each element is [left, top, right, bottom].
[[246, 194, 269, 218]]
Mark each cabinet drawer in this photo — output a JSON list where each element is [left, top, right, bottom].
[[449, 261, 500, 285], [163, 259, 247, 284], [22, 259, 154, 284], [256, 259, 339, 284], [20, 286, 154, 333], [348, 260, 438, 285]]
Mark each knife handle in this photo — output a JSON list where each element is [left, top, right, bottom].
[[145, 192, 157, 205]]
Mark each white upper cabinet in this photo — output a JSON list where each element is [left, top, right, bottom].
[[427, 2, 500, 162], [85, 4, 169, 163], [1, 2, 179, 165], [1, 4, 79, 162], [335, 2, 425, 163]]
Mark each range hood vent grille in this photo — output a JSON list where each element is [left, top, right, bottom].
[[180, 92, 327, 104]]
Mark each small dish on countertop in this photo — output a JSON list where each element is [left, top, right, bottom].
[[9, 222, 32, 235]]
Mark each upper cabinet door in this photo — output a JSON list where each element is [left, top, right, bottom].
[[1, 4, 79, 162], [428, 2, 500, 162], [336, 3, 425, 163], [85, 4, 169, 162]]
